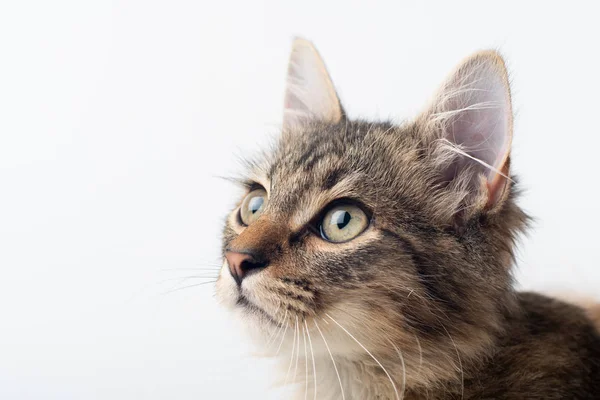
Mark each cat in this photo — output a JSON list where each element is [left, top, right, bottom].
[[215, 38, 600, 399]]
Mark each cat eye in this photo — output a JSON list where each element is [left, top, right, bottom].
[[319, 203, 369, 243], [239, 188, 268, 226]]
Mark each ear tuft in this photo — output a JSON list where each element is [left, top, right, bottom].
[[420, 51, 513, 212], [283, 38, 344, 129]]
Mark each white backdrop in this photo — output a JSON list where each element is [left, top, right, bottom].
[[1, 1, 599, 399]]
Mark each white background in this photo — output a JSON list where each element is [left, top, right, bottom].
[[1, 1, 599, 399]]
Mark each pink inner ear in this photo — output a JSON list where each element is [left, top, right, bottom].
[[284, 87, 309, 114], [486, 161, 510, 208], [443, 70, 511, 182], [283, 39, 343, 128]]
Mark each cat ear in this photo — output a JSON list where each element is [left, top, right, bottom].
[[420, 51, 513, 211], [283, 38, 344, 129]]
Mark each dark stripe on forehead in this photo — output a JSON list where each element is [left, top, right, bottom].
[[300, 147, 335, 171], [267, 161, 277, 179], [268, 140, 326, 178], [321, 167, 348, 190], [295, 139, 321, 168]]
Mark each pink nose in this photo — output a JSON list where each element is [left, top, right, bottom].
[[225, 250, 267, 285]]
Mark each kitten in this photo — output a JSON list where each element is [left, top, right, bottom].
[[215, 39, 600, 399]]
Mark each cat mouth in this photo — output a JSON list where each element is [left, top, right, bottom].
[[236, 295, 280, 327]]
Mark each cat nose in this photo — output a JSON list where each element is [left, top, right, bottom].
[[225, 249, 268, 285]]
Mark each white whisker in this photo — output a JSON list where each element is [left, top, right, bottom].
[[414, 334, 423, 373], [293, 316, 301, 384], [275, 311, 290, 355], [325, 313, 399, 400], [284, 317, 298, 386], [304, 320, 317, 400], [160, 281, 216, 295], [390, 340, 406, 400], [314, 319, 345, 400], [441, 323, 464, 400], [302, 324, 308, 400], [157, 275, 219, 285], [266, 309, 287, 351], [263, 302, 282, 345]]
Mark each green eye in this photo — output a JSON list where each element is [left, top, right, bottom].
[[320, 204, 368, 243], [239, 188, 268, 226]]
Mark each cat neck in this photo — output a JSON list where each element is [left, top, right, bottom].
[[284, 349, 468, 400], [280, 297, 520, 400]]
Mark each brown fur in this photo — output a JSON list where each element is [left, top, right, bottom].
[[215, 41, 600, 399], [589, 305, 600, 331]]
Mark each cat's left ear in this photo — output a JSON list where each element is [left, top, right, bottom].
[[283, 38, 344, 129], [419, 51, 513, 211]]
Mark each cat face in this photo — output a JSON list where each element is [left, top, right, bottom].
[[215, 39, 527, 386]]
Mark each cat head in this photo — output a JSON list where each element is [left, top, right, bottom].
[[215, 39, 528, 388]]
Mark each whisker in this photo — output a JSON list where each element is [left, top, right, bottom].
[[156, 275, 218, 285], [390, 340, 406, 400], [304, 320, 317, 400], [265, 308, 286, 351], [414, 334, 423, 373], [275, 313, 290, 355], [160, 280, 217, 295], [302, 323, 308, 400], [325, 313, 399, 400], [440, 322, 464, 400], [158, 274, 217, 295], [314, 319, 345, 400], [266, 309, 286, 351], [159, 267, 221, 271], [293, 316, 300, 384], [284, 317, 299, 386]]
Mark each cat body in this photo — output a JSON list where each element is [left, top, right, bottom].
[[215, 39, 600, 399]]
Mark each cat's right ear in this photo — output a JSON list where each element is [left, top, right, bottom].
[[283, 38, 344, 129]]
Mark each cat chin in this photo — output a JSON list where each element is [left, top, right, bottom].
[[215, 263, 280, 333], [216, 260, 372, 361]]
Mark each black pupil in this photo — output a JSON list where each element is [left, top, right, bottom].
[[333, 210, 352, 230], [248, 196, 264, 214]]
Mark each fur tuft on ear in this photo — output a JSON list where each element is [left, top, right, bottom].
[[283, 38, 344, 129], [418, 51, 513, 214]]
